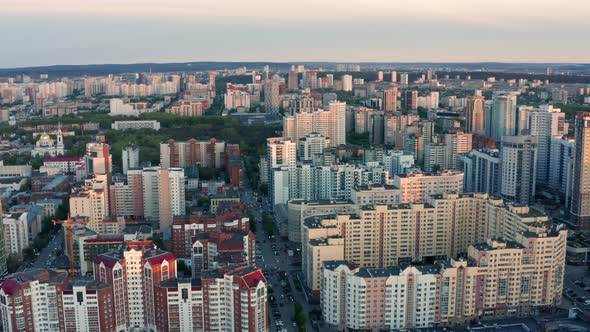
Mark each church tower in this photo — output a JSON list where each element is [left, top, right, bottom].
[[56, 122, 64, 155]]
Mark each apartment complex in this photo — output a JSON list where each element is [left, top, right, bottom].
[[0, 269, 68, 331], [283, 101, 346, 147], [302, 192, 554, 294], [154, 265, 268, 332], [392, 170, 464, 203], [0, 249, 268, 332], [322, 222, 566, 330]]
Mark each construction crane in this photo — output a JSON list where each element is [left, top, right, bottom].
[[52, 215, 140, 278]]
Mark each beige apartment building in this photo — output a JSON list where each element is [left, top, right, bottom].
[[392, 169, 464, 203], [321, 224, 567, 330], [303, 192, 558, 295]]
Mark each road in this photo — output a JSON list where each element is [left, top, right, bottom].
[[19, 228, 64, 272], [240, 166, 319, 332], [562, 264, 590, 309]]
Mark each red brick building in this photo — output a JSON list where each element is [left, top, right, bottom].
[[171, 203, 250, 257], [94, 241, 176, 332]]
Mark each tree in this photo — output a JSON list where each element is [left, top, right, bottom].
[[417, 106, 428, 119], [7, 254, 20, 273], [248, 214, 257, 233], [294, 303, 307, 331]]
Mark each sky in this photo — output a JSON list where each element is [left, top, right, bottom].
[[1, 0, 589, 68]]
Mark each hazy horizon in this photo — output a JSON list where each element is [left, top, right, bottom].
[[2, 0, 589, 68]]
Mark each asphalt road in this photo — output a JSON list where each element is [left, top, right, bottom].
[[562, 264, 590, 309], [240, 171, 318, 331], [19, 228, 64, 272]]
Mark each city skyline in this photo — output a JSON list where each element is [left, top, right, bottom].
[[1, 0, 589, 67]]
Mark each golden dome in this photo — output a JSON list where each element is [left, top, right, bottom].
[[40, 132, 50, 140]]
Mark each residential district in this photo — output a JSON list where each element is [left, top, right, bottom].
[[0, 64, 588, 331]]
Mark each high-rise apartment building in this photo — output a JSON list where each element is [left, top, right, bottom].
[[519, 105, 567, 185], [549, 136, 574, 194], [263, 81, 280, 111], [122, 145, 139, 174], [70, 175, 112, 233], [136, 167, 185, 233], [443, 130, 473, 169], [298, 133, 329, 162], [304, 192, 560, 296], [465, 95, 485, 134], [400, 73, 409, 85], [404, 90, 418, 110], [392, 170, 464, 203], [500, 135, 537, 204], [266, 137, 297, 206], [61, 279, 117, 332], [341, 75, 353, 92], [288, 67, 298, 90], [160, 138, 230, 169], [0, 269, 67, 331], [460, 149, 501, 195], [570, 112, 590, 230], [489, 93, 517, 141], [94, 241, 177, 331], [321, 220, 566, 330], [158, 168, 186, 235], [2, 212, 29, 255], [383, 88, 398, 112], [223, 89, 251, 110], [154, 265, 268, 332], [283, 101, 346, 147]]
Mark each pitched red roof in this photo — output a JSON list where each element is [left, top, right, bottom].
[[145, 253, 176, 266], [44, 156, 81, 162], [241, 270, 266, 288]]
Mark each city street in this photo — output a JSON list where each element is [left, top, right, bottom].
[[562, 264, 590, 309], [18, 227, 64, 272], [241, 166, 318, 332]]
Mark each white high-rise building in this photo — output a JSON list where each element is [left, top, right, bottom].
[[70, 175, 112, 233], [443, 131, 473, 170], [298, 133, 329, 162], [263, 81, 280, 111], [518, 105, 567, 185], [122, 145, 139, 174], [2, 213, 29, 255], [109, 98, 139, 116], [460, 149, 501, 195], [267, 137, 297, 205], [142, 167, 160, 222], [390, 71, 397, 83], [158, 168, 186, 235], [489, 93, 517, 141], [399, 73, 409, 85], [139, 167, 185, 234], [283, 102, 346, 147], [549, 136, 574, 194], [342, 75, 353, 92], [224, 89, 251, 110], [500, 135, 537, 204], [329, 101, 346, 146]]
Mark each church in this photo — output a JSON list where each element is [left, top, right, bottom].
[[31, 125, 65, 157]]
